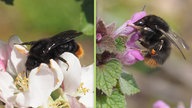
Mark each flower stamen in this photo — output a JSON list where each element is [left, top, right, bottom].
[[14, 72, 28, 92], [77, 83, 89, 95], [48, 97, 70, 108]]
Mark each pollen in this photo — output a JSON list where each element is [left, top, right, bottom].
[[77, 82, 89, 95], [75, 43, 84, 58], [144, 58, 158, 68], [14, 72, 29, 92], [48, 97, 70, 108], [151, 49, 156, 55]]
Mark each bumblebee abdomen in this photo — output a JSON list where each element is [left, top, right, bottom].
[[144, 58, 159, 68], [75, 43, 84, 58]]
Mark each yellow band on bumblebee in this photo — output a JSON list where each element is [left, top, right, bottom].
[[75, 43, 84, 58]]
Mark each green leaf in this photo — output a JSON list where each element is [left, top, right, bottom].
[[81, 0, 94, 24], [80, 13, 94, 36], [97, 89, 125, 108], [96, 60, 122, 96], [115, 36, 128, 52], [119, 72, 140, 95], [16, 0, 93, 36]]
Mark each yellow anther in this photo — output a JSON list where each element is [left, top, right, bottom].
[[48, 97, 70, 108], [14, 72, 28, 92], [77, 83, 89, 95]]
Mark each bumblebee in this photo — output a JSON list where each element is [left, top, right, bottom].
[[131, 15, 189, 67], [20, 30, 84, 71]]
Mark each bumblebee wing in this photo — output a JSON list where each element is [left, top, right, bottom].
[[46, 30, 82, 52], [51, 30, 83, 42], [159, 29, 188, 59], [168, 30, 189, 50]]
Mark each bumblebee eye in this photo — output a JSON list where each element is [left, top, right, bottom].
[[138, 21, 144, 26]]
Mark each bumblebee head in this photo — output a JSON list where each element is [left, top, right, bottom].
[[25, 55, 41, 71], [134, 15, 169, 32]]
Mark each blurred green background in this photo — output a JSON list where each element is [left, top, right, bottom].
[[97, 0, 192, 108], [0, 0, 94, 65]]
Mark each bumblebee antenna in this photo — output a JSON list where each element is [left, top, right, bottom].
[[142, 5, 146, 11]]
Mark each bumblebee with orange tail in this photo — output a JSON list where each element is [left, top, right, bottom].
[[20, 30, 84, 72], [130, 15, 189, 67]]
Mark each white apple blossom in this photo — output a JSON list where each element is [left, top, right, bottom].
[[0, 36, 94, 108], [0, 36, 64, 108], [53, 53, 94, 108]]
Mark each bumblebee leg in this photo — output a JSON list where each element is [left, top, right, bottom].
[[26, 70, 29, 78], [141, 50, 149, 55], [138, 39, 150, 48], [158, 40, 164, 51], [58, 57, 69, 71], [19, 41, 37, 45]]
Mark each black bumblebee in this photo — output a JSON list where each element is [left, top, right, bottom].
[[130, 15, 189, 67], [20, 30, 84, 72]]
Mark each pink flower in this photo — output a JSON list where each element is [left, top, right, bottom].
[[0, 36, 94, 108], [58, 53, 94, 108], [117, 48, 144, 65], [153, 99, 192, 108], [96, 18, 115, 42], [0, 36, 63, 108], [153, 100, 170, 108], [112, 11, 146, 38], [113, 11, 147, 65], [0, 60, 5, 72], [0, 36, 21, 72]]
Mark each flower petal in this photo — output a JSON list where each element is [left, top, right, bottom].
[[117, 49, 144, 65], [112, 11, 147, 38], [49, 59, 64, 91], [190, 99, 192, 108], [0, 72, 16, 106], [153, 100, 170, 108], [0, 36, 22, 71], [126, 32, 140, 48], [15, 63, 59, 107], [79, 64, 94, 108], [96, 33, 102, 42], [130, 11, 147, 23], [8, 36, 22, 48], [0, 40, 10, 67], [112, 20, 135, 37], [6, 59, 17, 77], [58, 52, 81, 96], [8, 45, 28, 77], [0, 60, 6, 72], [66, 95, 86, 108], [130, 49, 144, 61], [177, 102, 185, 108]]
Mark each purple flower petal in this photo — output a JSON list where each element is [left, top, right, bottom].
[[153, 100, 170, 108], [117, 49, 144, 65], [96, 33, 102, 42], [131, 11, 147, 23], [130, 49, 144, 61], [130, 32, 140, 42], [126, 32, 141, 48], [112, 20, 134, 38], [112, 11, 147, 38]]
